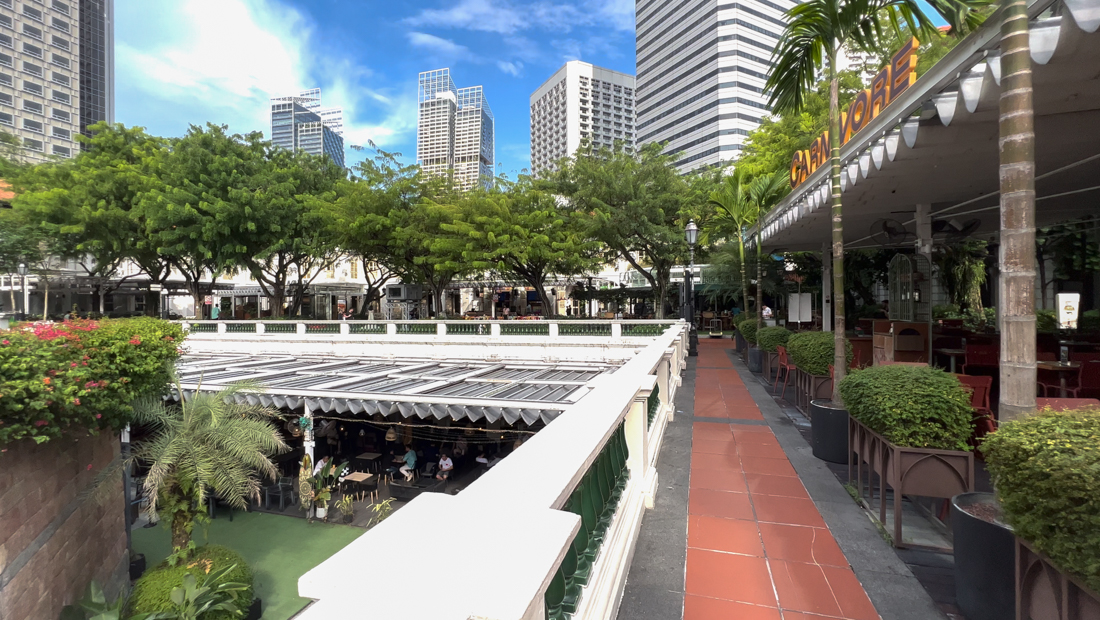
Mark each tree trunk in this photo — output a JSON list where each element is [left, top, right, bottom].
[[9, 276, 15, 312], [534, 280, 555, 318], [171, 510, 192, 555], [42, 277, 49, 319], [756, 235, 764, 336], [998, 0, 1037, 421], [828, 55, 848, 405], [738, 236, 749, 315]]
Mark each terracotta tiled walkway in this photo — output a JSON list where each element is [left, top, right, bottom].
[[685, 339, 881, 620]]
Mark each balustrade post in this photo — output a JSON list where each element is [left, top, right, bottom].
[[658, 355, 672, 422], [491, 323, 501, 337], [297, 322, 306, 335], [256, 322, 266, 334], [387, 323, 397, 336], [217, 322, 226, 334], [612, 322, 622, 339], [437, 323, 447, 336], [549, 323, 559, 337], [340, 322, 349, 336]]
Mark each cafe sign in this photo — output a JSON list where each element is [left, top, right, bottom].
[[789, 38, 920, 189]]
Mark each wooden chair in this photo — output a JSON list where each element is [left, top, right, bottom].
[[956, 374, 995, 450], [961, 344, 999, 375], [1076, 360, 1100, 399], [774, 345, 796, 399]]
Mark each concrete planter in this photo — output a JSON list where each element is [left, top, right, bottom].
[[810, 400, 849, 464], [764, 351, 779, 381], [952, 493, 1015, 620], [735, 331, 746, 352], [747, 347, 763, 373], [1016, 538, 1100, 620], [796, 370, 832, 411], [849, 416, 974, 548]]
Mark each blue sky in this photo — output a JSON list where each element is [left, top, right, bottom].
[[116, 0, 637, 176]]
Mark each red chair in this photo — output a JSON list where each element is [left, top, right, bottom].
[[1038, 363, 1084, 397], [1037, 351, 1057, 361], [1078, 360, 1100, 399], [774, 345, 796, 399], [957, 374, 996, 450], [1070, 351, 1100, 363], [961, 344, 999, 375]]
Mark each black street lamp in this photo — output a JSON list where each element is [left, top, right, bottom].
[[685, 220, 699, 356]]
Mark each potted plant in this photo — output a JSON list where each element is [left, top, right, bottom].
[[129, 551, 147, 581], [740, 321, 762, 372], [336, 493, 355, 524], [788, 331, 853, 411], [838, 364, 975, 547], [297, 455, 349, 522], [757, 326, 792, 381], [982, 406, 1100, 618], [950, 493, 1014, 620], [733, 313, 755, 352]]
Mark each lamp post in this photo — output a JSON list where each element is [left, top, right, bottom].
[[685, 220, 699, 356], [16, 262, 28, 321]]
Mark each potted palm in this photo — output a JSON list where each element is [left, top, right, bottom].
[[336, 493, 355, 524]]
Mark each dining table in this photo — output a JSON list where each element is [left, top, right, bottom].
[[354, 452, 383, 473], [1037, 360, 1082, 397], [934, 348, 967, 374]]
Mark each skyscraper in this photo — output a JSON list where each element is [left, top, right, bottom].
[[269, 88, 345, 167], [417, 68, 494, 191], [0, 0, 113, 161], [530, 60, 635, 175], [635, 0, 794, 173]]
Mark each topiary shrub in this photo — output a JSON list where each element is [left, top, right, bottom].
[[733, 312, 757, 327], [837, 364, 972, 451], [786, 331, 853, 376], [982, 407, 1100, 593], [757, 326, 792, 352], [739, 321, 759, 345], [128, 545, 253, 619]]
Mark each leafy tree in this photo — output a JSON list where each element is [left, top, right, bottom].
[[766, 0, 986, 402], [441, 177, 598, 317], [545, 143, 694, 318], [0, 208, 44, 312], [98, 382, 288, 562]]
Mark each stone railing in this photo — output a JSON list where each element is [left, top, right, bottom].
[[178, 319, 677, 340], [293, 323, 688, 620]]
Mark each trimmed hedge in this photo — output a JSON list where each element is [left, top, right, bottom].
[[128, 545, 253, 619], [837, 364, 973, 451], [786, 331, 853, 376], [757, 326, 792, 352], [733, 312, 757, 327], [739, 321, 759, 345], [983, 407, 1100, 593]]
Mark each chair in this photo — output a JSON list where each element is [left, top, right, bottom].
[[264, 476, 297, 511], [961, 344, 999, 375], [774, 345, 796, 399], [1037, 351, 1057, 361], [701, 311, 721, 332], [1070, 351, 1100, 363], [419, 462, 436, 480], [1038, 363, 1084, 397], [956, 374, 995, 450], [1077, 360, 1100, 399]]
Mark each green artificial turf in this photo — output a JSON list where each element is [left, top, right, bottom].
[[132, 509, 364, 620]]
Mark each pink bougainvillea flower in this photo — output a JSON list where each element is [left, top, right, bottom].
[[71, 362, 78, 368], [1, 339, 8, 345], [95, 413, 101, 419], [86, 464, 93, 470], [129, 337, 141, 345], [73, 398, 81, 405], [34, 420, 47, 427]]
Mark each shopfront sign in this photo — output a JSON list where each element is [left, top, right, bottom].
[[790, 37, 920, 189]]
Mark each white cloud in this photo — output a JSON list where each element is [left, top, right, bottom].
[[406, 32, 475, 60], [405, 0, 633, 35], [115, 0, 414, 151], [496, 60, 523, 76]]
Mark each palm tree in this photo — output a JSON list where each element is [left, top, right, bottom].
[[708, 168, 758, 315], [747, 171, 792, 337], [766, 0, 986, 401], [130, 382, 288, 559]]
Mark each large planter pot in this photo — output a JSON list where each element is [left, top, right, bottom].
[[735, 331, 746, 352], [1016, 538, 1100, 620], [246, 598, 263, 620], [129, 553, 146, 581], [810, 400, 849, 464], [796, 370, 832, 411], [765, 351, 779, 381], [315, 506, 328, 520], [747, 347, 763, 373], [952, 493, 1015, 620], [849, 416, 974, 548]]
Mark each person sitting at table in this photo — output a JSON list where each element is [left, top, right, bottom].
[[313, 455, 331, 476], [398, 444, 417, 482], [436, 453, 454, 480], [475, 447, 490, 467]]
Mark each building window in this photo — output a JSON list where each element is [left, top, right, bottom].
[[51, 89, 68, 104], [51, 0, 69, 14], [0, 14, 11, 28], [50, 35, 68, 50], [52, 144, 69, 157], [23, 139, 42, 153], [23, 6, 43, 21], [23, 80, 41, 95], [50, 71, 67, 86], [23, 43, 43, 59], [0, 33, 11, 48], [51, 108, 69, 121], [0, 73, 11, 86], [23, 100, 42, 113], [50, 17, 68, 32], [0, 111, 10, 125], [0, 0, 10, 8], [0, 53, 10, 67], [50, 53, 68, 68], [0, 93, 11, 105], [23, 24, 43, 40], [23, 61, 42, 76], [23, 118, 42, 133], [52, 126, 68, 139], [350, 261, 358, 279]]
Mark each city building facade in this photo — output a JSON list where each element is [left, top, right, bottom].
[[0, 0, 113, 162], [417, 68, 494, 191], [635, 0, 794, 173], [530, 60, 635, 175], [269, 88, 345, 168]]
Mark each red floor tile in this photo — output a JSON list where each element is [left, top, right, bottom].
[[692, 423, 733, 440], [688, 515, 764, 556], [693, 438, 738, 455], [744, 473, 810, 499], [691, 451, 742, 472], [739, 456, 798, 477], [733, 428, 782, 442], [737, 441, 788, 458], [820, 565, 881, 620], [689, 488, 755, 520], [683, 595, 782, 620], [725, 408, 765, 420], [691, 468, 749, 493], [685, 549, 777, 606], [770, 559, 844, 617], [751, 495, 827, 528], [757, 523, 850, 567]]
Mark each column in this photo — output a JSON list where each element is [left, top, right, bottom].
[[915, 203, 933, 259], [302, 403, 315, 462], [822, 243, 832, 332]]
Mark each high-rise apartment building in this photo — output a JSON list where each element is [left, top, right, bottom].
[[269, 88, 345, 167], [0, 0, 113, 162], [635, 0, 794, 173], [417, 68, 494, 191], [530, 60, 635, 175]]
